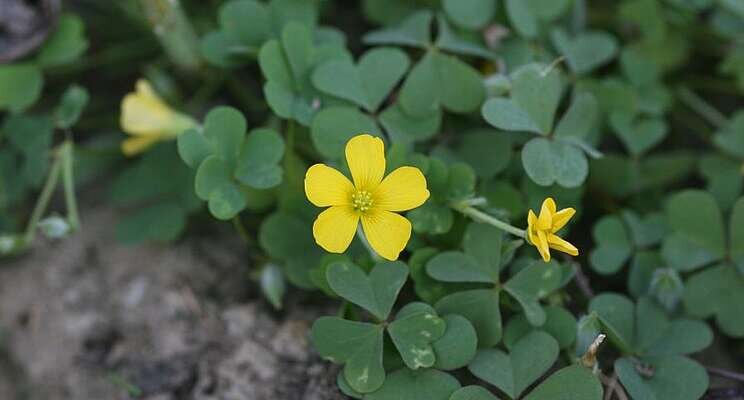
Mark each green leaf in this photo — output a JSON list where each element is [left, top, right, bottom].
[[436, 289, 502, 348], [54, 85, 89, 129], [511, 63, 564, 134], [522, 365, 603, 400], [589, 215, 633, 275], [713, 111, 744, 159], [554, 92, 599, 139], [427, 252, 495, 283], [115, 203, 186, 244], [219, 0, 270, 46], [481, 98, 541, 134], [649, 268, 684, 312], [464, 222, 504, 277], [646, 319, 713, 357], [521, 137, 588, 188], [366, 369, 461, 400], [575, 312, 602, 357], [457, 130, 512, 179], [201, 31, 252, 68], [503, 261, 562, 325], [0, 64, 43, 113], [399, 51, 486, 117], [379, 103, 442, 144], [504, 306, 577, 350], [408, 202, 454, 235], [311, 317, 385, 393], [35, 14, 88, 67], [615, 356, 708, 400], [435, 16, 494, 59], [433, 314, 478, 371], [729, 198, 744, 273], [700, 155, 743, 211], [312, 47, 409, 112], [388, 308, 446, 369], [195, 156, 232, 200], [609, 112, 668, 156], [468, 331, 559, 399], [203, 106, 247, 163], [208, 181, 247, 220], [683, 264, 744, 337], [327, 261, 408, 320], [588, 293, 635, 353], [661, 190, 725, 271], [363, 11, 433, 48], [310, 106, 380, 159], [449, 386, 501, 400], [621, 211, 667, 248], [443, 0, 496, 30], [551, 29, 619, 75], [505, 0, 538, 38], [178, 129, 212, 169], [234, 128, 285, 189]]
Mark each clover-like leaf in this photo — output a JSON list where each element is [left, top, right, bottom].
[[504, 305, 578, 350], [684, 264, 744, 338], [311, 106, 381, 159], [259, 212, 322, 288], [389, 304, 447, 370], [729, 198, 744, 273], [35, 14, 89, 67], [450, 386, 501, 400], [327, 261, 408, 321], [312, 317, 385, 393], [503, 261, 562, 326], [522, 365, 603, 400], [609, 112, 668, 156], [379, 102, 442, 144], [366, 369, 461, 400], [521, 137, 588, 188], [234, 128, 285, 189], [399, 50, 485, 117], [363, 10, 433, 48], [427, 252, 494, 283], [588, 293, 635, 353], [0, 64, 43, 113], [442, 0, 495, 30], [589, 215, 633, 275], [436, 289, 502, 348], [312, 47, 410, 112], [661, 190, 726, 271], [456, 130, 513, 180], [54, 85, 89, 129], [713, 111, 744, 159], [468, 331, 559, 399], [203, 106, 247, 163], [615, 356, 708, 400], [554, 92, 599, 139], [432, 314, 478, 371], [551, 29, 619, 75]]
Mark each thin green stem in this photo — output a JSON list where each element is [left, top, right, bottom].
[[232, 215, 252, 245], [23, 150, 63, 242], [60, 141, 80, 231], [676, 86, 729, 129], [454, 204, 526, 239]]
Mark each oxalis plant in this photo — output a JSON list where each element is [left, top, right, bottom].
[[3, 0, 744, 399]]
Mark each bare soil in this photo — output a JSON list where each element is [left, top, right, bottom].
[[0, 207, 345, 400]]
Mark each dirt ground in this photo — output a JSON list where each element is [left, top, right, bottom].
[[0, 207, 345, 400]]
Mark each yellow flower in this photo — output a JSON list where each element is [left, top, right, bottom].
[[120, 79, 196, 156], [304, 134, 430, 261], [526, 197, 579, 262]]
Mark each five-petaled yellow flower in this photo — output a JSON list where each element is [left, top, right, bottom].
[[526, 197, 579, 262], [304, 134, 430, 261], [120, 79, 197, 156]]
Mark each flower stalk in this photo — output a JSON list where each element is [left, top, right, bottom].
[[452, 202, 526, 238]]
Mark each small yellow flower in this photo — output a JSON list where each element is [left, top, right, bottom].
[[526, 197, 578, 262], [304, 134, 430, 261], [120, 79, 196, 156]]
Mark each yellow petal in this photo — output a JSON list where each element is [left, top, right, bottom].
[[305, 164, 354, 207], [361, 210, 412, 261], [547, 233, 579, 256], [535, 230, 551, 262], [121, 135, 161, 156], [374, 167, 430, 212], [121, 80, 195, 139], [551, 207, 576, 232], [537, 199, 554, 231], [312, 206, 359, 254], [345, 134, 385, 191]]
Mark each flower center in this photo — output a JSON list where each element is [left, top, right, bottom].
[[351, 190, 374, 212]]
